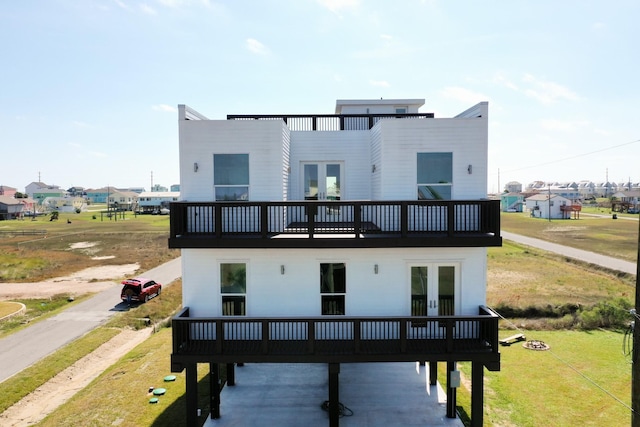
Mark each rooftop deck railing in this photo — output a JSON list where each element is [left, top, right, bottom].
[[171, 306, 500, 368], [169, 199, 501, 248], [227, 113, 434, 131]]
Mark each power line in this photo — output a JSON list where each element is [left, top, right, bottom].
[[488, 306, 636, 415], [498, 138, 640, 175]]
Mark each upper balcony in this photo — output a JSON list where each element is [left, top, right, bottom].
[[169, 199, 502, 249], [226, 113, 434, 131]]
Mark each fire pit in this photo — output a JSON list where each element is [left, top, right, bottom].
[[522, 340, 550, 351]]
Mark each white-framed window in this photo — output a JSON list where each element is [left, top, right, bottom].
[[220, 262, 246, 316], [214, 154, 249, 201], [417, 152, 452, 200], [320, 262, 346, 315]]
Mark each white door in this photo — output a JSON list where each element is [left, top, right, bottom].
[[410, 265, 457, 317]]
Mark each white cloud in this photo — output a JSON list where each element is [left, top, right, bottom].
[[152, 104, 177, 112], [440, 86, 489, 104], [495, 73, 580, 105], [157, 0, 211, 8], [369, 79, 390, 88], [317, 0, 360, 15], [540, 119, 589, 132], [246, 38, 270, 55], [90, 151, 109, 158], [522, 74, 580, 104], [592, 22, 606, 31], [112, 0, 131, 11], [140, 4, 157, 15]]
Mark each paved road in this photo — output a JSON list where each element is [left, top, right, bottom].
[[0, 257, 182, 383], [502, 231, 637, 275]]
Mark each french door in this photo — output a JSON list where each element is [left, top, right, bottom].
[[410, 264, 457, 317], [302, 162, 342, 201]]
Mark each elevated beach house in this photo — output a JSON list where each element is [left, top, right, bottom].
[[169, 98, 502, 426]]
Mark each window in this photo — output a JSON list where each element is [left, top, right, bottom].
[[220, 263, 246, 316], [417, 152, 452, 200], [320, 263, 346, 315], [395, 106, 408, 114], [214, 154, 249, 201]]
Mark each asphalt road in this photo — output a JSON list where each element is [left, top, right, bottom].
[[502, 231, 637, 275], [0, 257, 182, 384]]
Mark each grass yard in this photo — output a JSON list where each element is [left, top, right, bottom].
[[480, 329, 631, 426]]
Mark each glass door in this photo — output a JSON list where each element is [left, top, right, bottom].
[[411, 265, 456, 316], [302, 163, 342, 201]]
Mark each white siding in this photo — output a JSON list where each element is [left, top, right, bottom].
[[377, 113, 488, 200], [182, 247, 487, 318], [179, 120, 288, 201], [289, 131, 371, 200]]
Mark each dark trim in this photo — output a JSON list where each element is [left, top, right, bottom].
[[168, 200, 501, 249], [226, 113, 434, 131]]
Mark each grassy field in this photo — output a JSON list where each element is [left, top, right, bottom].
[[0, 207, 637, 426], [501, 210, 639, 262], [0, 209, 177, 282]]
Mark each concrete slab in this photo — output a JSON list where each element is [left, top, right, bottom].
[[203, 362, 465, 427]]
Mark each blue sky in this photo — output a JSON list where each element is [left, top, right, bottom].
[[2, 0, 638, 194]]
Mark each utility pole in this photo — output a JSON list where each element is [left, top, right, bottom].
[[633, 216, 640, 427]]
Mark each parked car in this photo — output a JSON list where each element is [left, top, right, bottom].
[[121, 277, 162, 304]]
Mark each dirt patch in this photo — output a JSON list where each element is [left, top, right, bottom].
[[0, 264, 140, 301], [0, 328, 152, 426]]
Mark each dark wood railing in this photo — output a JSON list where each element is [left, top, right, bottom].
[[169, 200, 501, 249], [227, 113, 434, 131], [171, 306, 500, 370]]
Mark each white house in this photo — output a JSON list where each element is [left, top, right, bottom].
[[168, 98, 502, 427], [137, 191, 179, 213], [525, 193, 576, 219]]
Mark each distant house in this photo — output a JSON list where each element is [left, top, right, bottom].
[[0, 185, 17, 198], [107, 191, 139, 211], [170, 184, 180, 192], [611, 190, 640, 213], [25, 182, 65, 203], [525, 194, 580, 219], [500, 192, 525, 212], [504, 181, 522, 193], [86, 187, 112, 204], [137, 191, 179, 213], [0, 195, 24, 220]]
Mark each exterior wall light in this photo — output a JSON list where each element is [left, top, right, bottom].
[[374, 264, 379, 274], [467, 164, 472, 174], [194, 162, 199, 172], [281, 265, 285, 275]]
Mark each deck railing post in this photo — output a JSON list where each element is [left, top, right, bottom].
[[214, 204, 222, 238], [401, 202, 408, 237], [308, 320, 315, 354], [261, 203, 268, 238], [262, 320, 269, 354], [354, 319, 361, 354], [447, 201, 455, 237], [354, 203, 361, 238]]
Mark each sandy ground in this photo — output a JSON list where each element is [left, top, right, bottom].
[[0, 263, 140, 300], [0, 264, 152, 426]]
